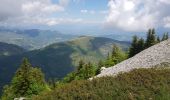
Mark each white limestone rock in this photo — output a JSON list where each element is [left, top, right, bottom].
[[97, 39, 170, 77]]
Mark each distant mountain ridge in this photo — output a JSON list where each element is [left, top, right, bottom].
[[0, 28, 77, 50], [0, 42, 25, 57], [0, 36, 130, 94]]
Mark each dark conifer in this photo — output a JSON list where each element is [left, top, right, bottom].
[[137, 38, 145, 53], [162, 32, 169, 41], [145, 28, 156, 48], [157, 36, 160, 43], [1, 58, 48, 99], [165, 32, 169, 40], [129, 35, 138, 57], [77, 60, 84, 71], [145, 29, 152, 48]]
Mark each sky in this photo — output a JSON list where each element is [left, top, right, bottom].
[[0, 0, 170, 35]]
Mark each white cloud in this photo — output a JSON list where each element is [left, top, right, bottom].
[[123, 0, 135, 11], [106, 0, 170, 31], [159, 0, 170, 4], [22, 1, 64, 16], [81, 10, 88, 13], [59, 0, 70, 7], [80, 9, 98, 14], [1, 0, 170, 31], [0, 0, 65, 20], [163, 16, 170, 28], [0, 0, 73, 26], [0, 0, 23, 20]]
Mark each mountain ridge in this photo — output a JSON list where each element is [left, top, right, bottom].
[[0, 36, 130, 94], [0, 28, 76, 50], [0, 42, 25, 57]]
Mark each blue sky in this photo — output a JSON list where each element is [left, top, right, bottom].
[[50, 0, 108, 23], [0, 0, 170, 35]]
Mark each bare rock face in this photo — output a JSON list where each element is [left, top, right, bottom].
[[97, 39, 170, 77]]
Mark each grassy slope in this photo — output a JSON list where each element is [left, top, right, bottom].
[[0, 36, 129, 94], [33, 67, 170, 100]]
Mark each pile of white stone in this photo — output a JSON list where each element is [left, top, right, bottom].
[[14, 97, 27, 100], [97, 39, 170, 77]]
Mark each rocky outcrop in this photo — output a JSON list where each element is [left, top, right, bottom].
[[97, 39, 170, 77]]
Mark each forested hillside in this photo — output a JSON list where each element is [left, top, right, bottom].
[[0, 42, 25, 57], [0, 36, 130, 94]]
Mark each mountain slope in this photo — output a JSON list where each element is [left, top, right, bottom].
[[33, 67, 170, 100], [0, 36, 130, 93], [0, 29, 76, 50], [0, 42, 25, 57], [97, 39, 170, 77]]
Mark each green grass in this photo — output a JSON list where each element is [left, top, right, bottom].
[[33, 67, 170, 100]]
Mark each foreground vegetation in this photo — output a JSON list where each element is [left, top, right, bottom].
[[0, 36, 129, 94], [33, 67, 170, 100], [0, 45, 126, 99], [1, 58, 49, 100], [0, 29, 169, 99]]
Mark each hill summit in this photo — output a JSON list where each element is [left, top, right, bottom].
[[97, 39, 170, 77]]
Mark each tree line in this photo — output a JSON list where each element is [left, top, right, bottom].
[[57, 45, 127, 84], [128, 29, 169, 57]]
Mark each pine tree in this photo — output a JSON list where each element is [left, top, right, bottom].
[[162, 32, 169, 41], [98, 60, 104, 68], [137, 38, 145, 53], [162, 32, 168, 41], [165, 32, 169, 40], [77, 60, 84, 71], [145, 28, 156, 48], [1, 58, 48, 100], [96, 60, 104, 74], [111, 45, 119, 58], [12, 58, 32, 96], [128, 28, 167, 58], [84, 62, 95, 79], [129, 35, 138, 57], [150, 28, 156, 45], [105, 52, 114, 67], [145, 29, 152, 48], [111, 45, 126, 64], [157, 36, 160, 43]]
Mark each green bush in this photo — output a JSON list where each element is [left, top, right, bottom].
[[33, 67, 170, 100]]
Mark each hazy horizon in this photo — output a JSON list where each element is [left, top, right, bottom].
[[0, 0, 170, 36]]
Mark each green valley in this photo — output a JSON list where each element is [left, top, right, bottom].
[[0, 36, 130, 94]]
